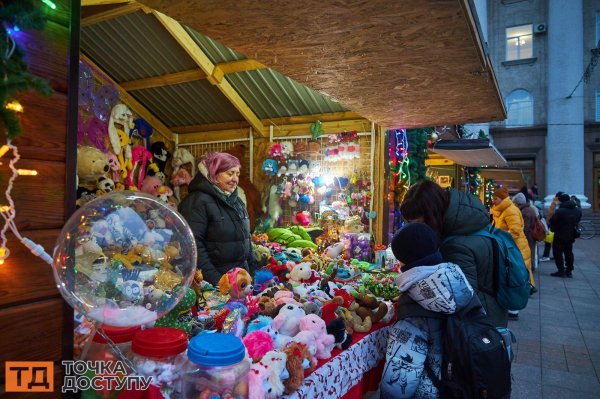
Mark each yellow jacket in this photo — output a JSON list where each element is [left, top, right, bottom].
[[492, 197, 531, 268]]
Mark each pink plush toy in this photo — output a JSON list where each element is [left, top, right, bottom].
[[297, 314, 335, 360], [273, 290, 301, 306], [291, 330, 318, 365], [243, 330, 275, 362], [271, 303, 305, 337]]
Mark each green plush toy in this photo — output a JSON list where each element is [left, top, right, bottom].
[[154, 287, 197, 335], [267, 227, 318, 250]]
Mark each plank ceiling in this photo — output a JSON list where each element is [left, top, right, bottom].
[[81, 0, 506, 139]]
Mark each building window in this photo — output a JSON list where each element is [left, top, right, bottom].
[[596, 88, 600, 122], [506, 24, 533, 60], [506, 89, 533, 127]]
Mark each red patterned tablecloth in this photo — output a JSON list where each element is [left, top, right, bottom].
[[283, 323, 391, 399]]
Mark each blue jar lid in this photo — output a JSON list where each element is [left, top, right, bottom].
[[188, 333, 246, 366]]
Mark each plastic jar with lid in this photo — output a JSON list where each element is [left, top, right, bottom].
[[130, 327, 189, 399], [81, 325, 140, 399], [182, 333, 250, 399]]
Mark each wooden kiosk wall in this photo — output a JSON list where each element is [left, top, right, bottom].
[[0, 1, 76, 395]]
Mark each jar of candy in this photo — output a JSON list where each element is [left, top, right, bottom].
[[130, 327, 188, 399], [81, 325, 140, 399], [182, 333, 250, 399]]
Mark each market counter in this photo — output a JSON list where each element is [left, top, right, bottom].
[[284, 323, 391, 399]]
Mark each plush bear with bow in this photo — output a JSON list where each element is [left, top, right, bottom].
[[297, 314, 335, 359]]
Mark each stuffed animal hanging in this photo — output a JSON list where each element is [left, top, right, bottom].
[[126, 145, 153, 190], [171, 147, 196, 180]]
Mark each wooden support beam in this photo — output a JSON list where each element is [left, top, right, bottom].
[[120, 69, 206, 91], [152, 11, 266, 137], [81, 3, 144, 26], [82, 0, 133, 5], [217, 59, 267, 75], [81, 54, 177, 143], [172, 112, 364, 134]]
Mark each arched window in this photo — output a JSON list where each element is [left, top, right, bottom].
[[506, 89, 533, 127]]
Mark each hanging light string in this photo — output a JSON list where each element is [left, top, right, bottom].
[[0, 140, 52, 265]]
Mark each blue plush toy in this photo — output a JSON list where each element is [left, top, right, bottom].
[[246, 315, 273, 335]]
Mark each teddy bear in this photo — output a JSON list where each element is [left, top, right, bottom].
[[283, 342, 315, 394], [253, 245, 271, 269], [352, 293, 388, 324], [77, 146, 109, 189], [271, 303, 305, 337], [96, 176, 115, 195], [296, 314, 335, 360]]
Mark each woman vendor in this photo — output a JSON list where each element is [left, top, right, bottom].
[[179, 152, 255, 286]]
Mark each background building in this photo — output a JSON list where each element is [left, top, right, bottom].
[[484, 0, 600, 211]]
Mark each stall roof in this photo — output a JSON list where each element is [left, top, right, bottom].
[[431, 139, 508, 168], [81, 0, 506, 138]]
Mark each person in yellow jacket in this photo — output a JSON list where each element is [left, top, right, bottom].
[[491, 187, 535, 320]]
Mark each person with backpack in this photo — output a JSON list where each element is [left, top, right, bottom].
[[540, 191, 563, 262], [549, 193, 582, 278], [380, 222, 512, 399], [400, 180, 508, 327], [380, 222, 476, 398]]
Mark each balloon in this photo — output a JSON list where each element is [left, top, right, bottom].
[[79, 60, 94, 111], [52, 191, 197, 327], [93, 84, 120, 122]]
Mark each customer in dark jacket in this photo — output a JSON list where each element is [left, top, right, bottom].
[[549, 193, 582, 278], [179, 152, 255, 286], [400, 180, 508, 327]]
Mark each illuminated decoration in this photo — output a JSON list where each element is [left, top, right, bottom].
[[1, 0, 53, 139], [0, 140, 47, 266], [465, 167, 482, 196], [388, 128, 410, 186], [484, 179, 497, 209], [406, 128, 429, 184], [5, 100, 23, 113]]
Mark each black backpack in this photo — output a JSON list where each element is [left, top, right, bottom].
[[397, 295, 512, 399]]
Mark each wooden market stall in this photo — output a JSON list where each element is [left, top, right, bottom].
[[1, 0, 507, 396]]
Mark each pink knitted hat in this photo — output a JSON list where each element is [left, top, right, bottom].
[[201, 152, 241, 184]]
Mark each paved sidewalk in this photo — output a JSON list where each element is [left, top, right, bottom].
[[510, 238, 600, 398]]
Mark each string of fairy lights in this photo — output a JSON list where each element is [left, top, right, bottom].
[[388, 128, 411, 187]]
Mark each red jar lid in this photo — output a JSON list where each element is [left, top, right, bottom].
[[93, 325, 141, 344], [131, 327, 188, 358]]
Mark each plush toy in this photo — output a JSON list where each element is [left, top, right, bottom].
[[253, 245, 271, 268], [171, 147, 195, 180], [246, 315, 273, 335], [170, 167, 192, 201], [257, 295, 278, 318], [126, 145, 153, 190], [150, 141, 171, 173], [302, 301, 321, 316], [140, 175, 162, 196], [261, 323, 293, 350], [326, 317, 352, 350], [324, 241, 345, 259], [267, 184, 283, 225], [297, 314, 335, 359], [243, 330, 275, 362], [106, 152, 121, 183], [353, 293, 388, 324], [249, 350, 288, 399], [273, 290, 300, 306], [77, 146, 109, 190], [154, 287, 197, 336], [283, 342, 315, 394], [96, 176, 115, 195], [219, 267, 253, 300], [287, 262, 318, 284], [130, 118, 153, 150], [271, 303, 306, 336], [253, 269, 279, 294], [113, 128, 133, 179]]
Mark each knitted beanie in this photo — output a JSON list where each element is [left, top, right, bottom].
[[512, 192, 527, 206], [391, 222, 442, 271], [493, 187, 509, 200]]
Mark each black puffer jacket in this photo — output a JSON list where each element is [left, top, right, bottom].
[[441, 189, 508, 327], [178, 172, 254, 286], [549, 200, 582, 242]]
